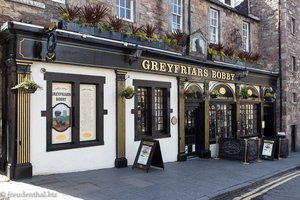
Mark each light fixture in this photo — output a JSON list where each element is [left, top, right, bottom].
[[128, 49, 142, 65], [237, 68, 249, 80]]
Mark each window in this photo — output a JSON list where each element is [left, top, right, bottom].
[[242, 22, 250, 52], [210, 9, 219, 44], [240, 104, 258, 137], [292, 56, 296, 72], [133, 80, 171, 141], [292, 93, 297, 103], [209, 104, 233, 142], [44, 73, 106, 151], [291, 17, 296, 34], [172, 0, 182, 32], [116, 0, 134, 21]]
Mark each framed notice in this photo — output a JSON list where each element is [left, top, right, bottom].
[[80, 84, 96, 141], [132, 139, 164, 172], [261, 139, 275, 160], [52, 83, 72, 144]]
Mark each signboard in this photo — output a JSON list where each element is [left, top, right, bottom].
[[132, 139, 164, 172], [52, 83, 72, 144], [261, 139, 275, 160]]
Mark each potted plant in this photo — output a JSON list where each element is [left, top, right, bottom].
[[184, 89, 196, 98], [121, 85, 135, 99], [240, 86, 249, 99], [264, 92, 273, 101], [11, 79, 42, 93], [210, 89, 219, 98]]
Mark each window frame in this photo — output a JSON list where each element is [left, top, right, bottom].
[[209, 100, 235, 144], [242, 21, 250, 52], [116, 0, 134, 22], [240, 103, 259, 137], [209, 8, 219, 44], [133, 80, 171, 141], [172, 0, 183, 32], [44, 72, 106, 151]]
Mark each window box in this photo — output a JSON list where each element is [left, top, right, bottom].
[[58, 20, 96, 35]]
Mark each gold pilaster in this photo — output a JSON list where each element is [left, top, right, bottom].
[[177, 77, 187, 161], [115, 70, 128, 167], [236, 84, 241, 139], [16, 73, 30, 164], [204, 82, 210, 151], [260, 86, 264, 137]]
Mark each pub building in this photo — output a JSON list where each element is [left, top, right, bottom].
[[0, 21, 278, 180]]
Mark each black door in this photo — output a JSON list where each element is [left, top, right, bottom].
[[264, 104, 275, 137], [291, 125, 297, 152]]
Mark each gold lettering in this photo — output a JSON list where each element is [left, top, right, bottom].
[[191, 68, 197, 76], [160, 62, 167, 72], [151, 61, 159, 71], [187, 66, 191, 75], [204, 69, 209, 77], [174, 65, 181, 73], [167, 63, 174, 72], [212, 70, 217, 78], [217, 72, 222, 79], [142, 60, 150, 70], [197, 69, 203, 77], [231, 74, 235, 81], [222, 72, 226, 80], [181, 65, 187, 74], [226, 73, 231, 80]]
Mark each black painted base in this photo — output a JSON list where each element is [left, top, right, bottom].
[[7, 163, 32, 180], [177, 153, 187, 162], [199, 150, 211, 158], [115, 157, 128, 168]]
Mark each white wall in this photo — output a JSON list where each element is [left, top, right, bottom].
[[30, 62, 116, 175], [125, 72, 178, 164]]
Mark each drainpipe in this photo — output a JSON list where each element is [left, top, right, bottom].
[[278, 0, 282, 131], [188, 0, 191, 35]]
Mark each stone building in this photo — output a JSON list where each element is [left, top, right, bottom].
[[0, 0, 288, 180]]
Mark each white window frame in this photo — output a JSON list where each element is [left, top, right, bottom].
[[172, 0, 183, 32], [209, 9, 219, 44], [242, 21, 250, 52], [116, 0, 134, 22], [219, 0, 233, 7]]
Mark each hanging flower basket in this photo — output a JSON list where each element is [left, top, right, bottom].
[[210, 89, 219, 99], [120, 86, 135, 99], [11, 79, 42, 94]]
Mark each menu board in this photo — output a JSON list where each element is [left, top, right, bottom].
[[52, 83, 72, 144], [132, 139, 164, 172], [80, 84, 96, 141], [261, 139, 275, 160]]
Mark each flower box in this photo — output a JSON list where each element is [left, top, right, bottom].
[[58, 20, 96, 35]]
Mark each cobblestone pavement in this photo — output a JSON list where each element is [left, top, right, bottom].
[[1, 153, 300, 200]]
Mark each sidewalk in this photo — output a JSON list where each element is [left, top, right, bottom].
[[1, 152, 300, 200]]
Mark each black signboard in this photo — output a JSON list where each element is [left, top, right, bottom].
[[132, 139, 164, 172], [261, 139, 276, 160], [279, 138, 289, 158]]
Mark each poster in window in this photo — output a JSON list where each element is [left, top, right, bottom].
[[80, 84, 96, 141], [137, 145, 152, 165], [52, 83, 72, 144]]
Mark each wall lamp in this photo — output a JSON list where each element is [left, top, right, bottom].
[[128, 49, 143, 65], [237, 68, 249, 80]]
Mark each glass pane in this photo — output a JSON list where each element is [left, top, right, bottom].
[[52, 83, 72, 144], [154, 88, 165, 132], [126, 8, 131, 20], [120, 8, 125, 18], [137, 87, 149, 136], [120, 0, 125, 7], [125, 0, 130, 8]]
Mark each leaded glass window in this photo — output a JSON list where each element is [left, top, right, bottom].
[[240, 104, 258, 136]]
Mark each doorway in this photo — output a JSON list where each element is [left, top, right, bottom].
[[184, 84, 203, 157], [263, 104, 275, 137]]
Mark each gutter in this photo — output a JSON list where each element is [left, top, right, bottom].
[[278, 0, 283, 131]]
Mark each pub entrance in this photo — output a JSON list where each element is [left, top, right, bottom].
[[264, 104, 275, 137], [184, 84, 203, 157]]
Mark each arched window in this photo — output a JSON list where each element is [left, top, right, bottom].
[[209, 84, 234, 143]]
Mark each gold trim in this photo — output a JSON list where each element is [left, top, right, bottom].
[[16, 59, 33, 65], [116, 70, 128, 75], [17, 73, 30, 164]]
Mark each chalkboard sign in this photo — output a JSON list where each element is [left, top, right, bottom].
[[132, 139, 164, 172], [261, 139, 276, 160]]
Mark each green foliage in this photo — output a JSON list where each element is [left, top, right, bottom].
[[240, 86, 249, 99], [12, 79, 42, 91], [208, 48, 218, 55], [121, 86, 135, 98], [264, 92, 272, 98]]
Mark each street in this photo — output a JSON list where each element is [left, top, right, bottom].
[[213, 169, 300, 200]]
